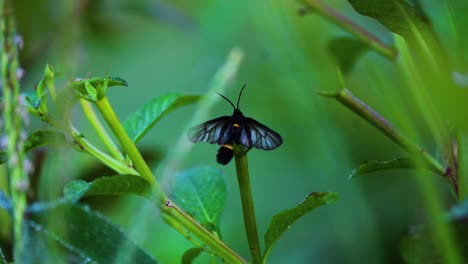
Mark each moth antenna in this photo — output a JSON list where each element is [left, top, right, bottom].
[[236, 84, 247, 109], [216, 92, 236, 109]]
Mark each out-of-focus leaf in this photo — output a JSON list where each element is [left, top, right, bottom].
[[400, 200, 468, 263], [166, 166, 226, 234], [182, 248, 204, 264], [347, 0, 431, 39], [26, 202, 158, 264], [0, 191, 12, 215], [0, 247, 6, 264], [263, 192, 339, 262], [64, 175, 152, 202], [328, 37, 368, 74], [0, 130, 68, 165], [123, 93, 203, 143], [458, 133, 468, 200], [349, 157, 418, 179]]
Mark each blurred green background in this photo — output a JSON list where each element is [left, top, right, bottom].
[[5, 0, 468, 263]]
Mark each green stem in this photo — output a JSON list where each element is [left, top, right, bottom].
[[319, 89, 446, 176], [303, 0, 397, 59], [95, 96, 246, 263], [234, 151, 261, 264], [1, 0, 27, 259], [79, 99, 126, 162], [68, 126, 137, 175]]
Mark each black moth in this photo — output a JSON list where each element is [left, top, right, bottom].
[[188, 84, 283, 165]]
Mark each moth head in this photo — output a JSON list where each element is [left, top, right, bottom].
[[216, 84, 247, 110]]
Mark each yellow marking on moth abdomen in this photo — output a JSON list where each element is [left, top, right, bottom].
[[222, 144, 233, 150], [233, 123, 240, 128]]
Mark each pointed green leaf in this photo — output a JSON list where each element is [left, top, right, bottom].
[[64, 175, 152, 202], [167, 166, 226, 234], [0, 130, 68, 165], [70, 76, 127, 102], [182, 248, 204, 264], [349, 157, 419, 179], [458, 133, 468, 200], [328, 37, 368, 74], [123, 93, 203, 143], [263, 192, 339, 262], [347, 0, 431, 40], [26, 202, 158, 263], [84, 81, 98, 101]]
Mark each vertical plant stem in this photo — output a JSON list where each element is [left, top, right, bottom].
[[234, 152, 261, 264], [79, 99, 126, 162], [303, 0, 397, 59], [1, 0, 27, 259]]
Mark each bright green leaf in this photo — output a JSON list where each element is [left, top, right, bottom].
[[458, 133, 468, 200], [328, 37, 368, 74], [70, 76, 127, 102], [349, 157, 418, 179], [1, 130, 69, 165], [263, 192, 339, 263], [167, 166, 226, 234], [84, 81, 98, 102], [123, 93, 203, 143], [182, 248, 204, 264], [64, 175, 152, 202], [26, 202, 158, 264], [347, 0, 431, 40]]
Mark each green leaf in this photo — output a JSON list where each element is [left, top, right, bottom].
[[26, 202, 158, 264], [123, 93, 203, 143], [458, 133, 468, 200], [182, 248, 204, 264], [167, 166, 227, 234], [0, 130, 69, 165], [0, 247, 6, 264], [349, 157, 418, 179], [347, 0, 431, 40], [71, 76, 127, 102], [328, 37, 368, 74], [36, 64, 55, 98], [64, 175, 152, 202], [84, 81, 98, 101], [263, 192, 339, 262], [400, 201, 468, 263]]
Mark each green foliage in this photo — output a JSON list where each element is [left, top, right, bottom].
[[181, 247, 204, 264], [24, 202, 158, 264], [262, 192, 339, 263], [349, 157, 419, 179], [167, 166, 227, 234], [64, 175, 152, 202], [123, 93, 203, 143], [328, 37, 368, 74], [347, 0, 431, 39], [400, 201, 468, 263], [0, 191, 11, 215], [73, 77, 128, 102], [0, 130, 68, 164]]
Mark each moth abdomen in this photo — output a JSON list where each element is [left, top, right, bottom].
[[216, 144, 234, 165]]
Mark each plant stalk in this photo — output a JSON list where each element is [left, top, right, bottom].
[[95, 96, 246, 264], [303, 0, 397, 59], [1, 0, 27, 259], [234, 151, 261, 264]]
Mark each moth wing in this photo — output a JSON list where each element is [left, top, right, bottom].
[[240, 118, 283, 150], [188, 116, 232, 145]]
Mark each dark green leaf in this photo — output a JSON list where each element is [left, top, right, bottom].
[[263, 192, 339, 262], [400, 200, 468, 263], [27, 202, 158, 264], [0, 191, 11, 215], [64, 175, 152, 202], [458, 133, 468, 200], [167, 166, 226, 234], [328, 37, 368, 74], [347, 0, 431, 39], [0, 130, 69, 165], [0, 247, 6, 264], [123, 93, 203, 143], [349, 157, 418, 179], [182, 248, 204, 264]]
